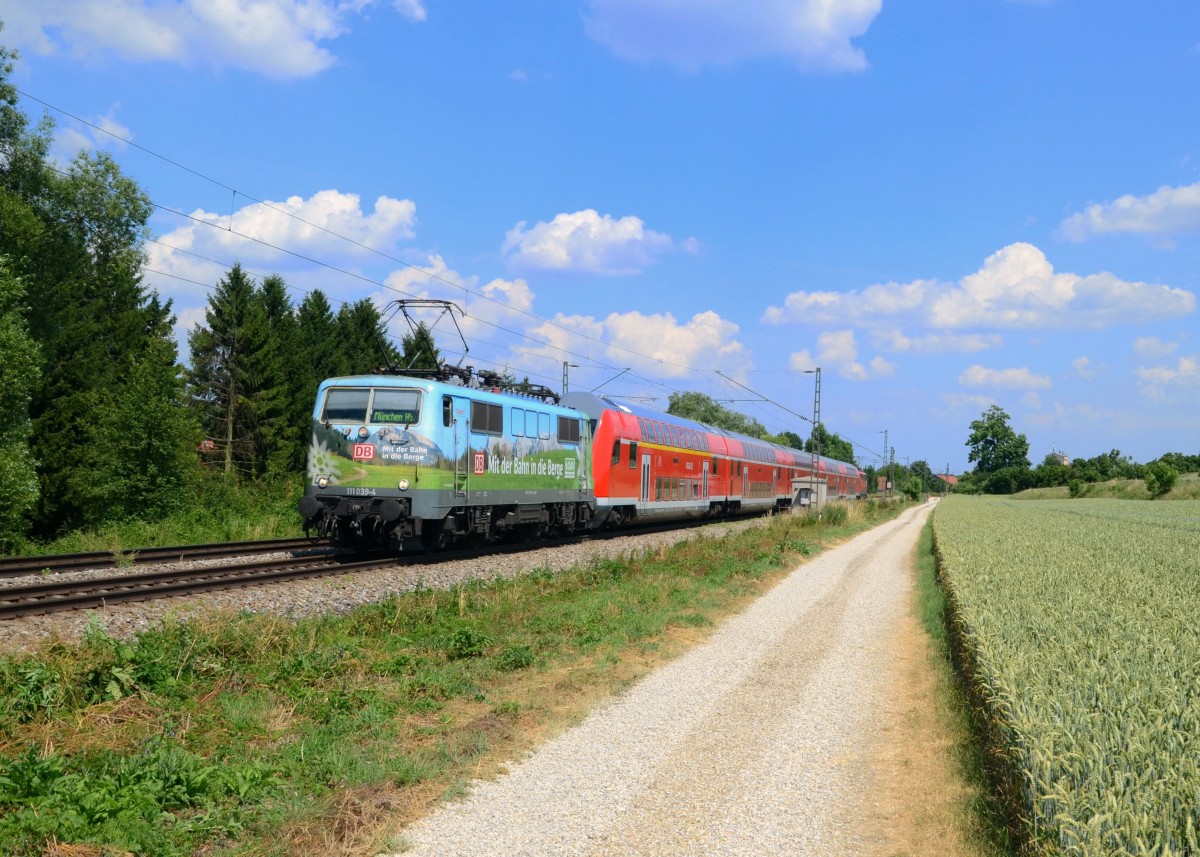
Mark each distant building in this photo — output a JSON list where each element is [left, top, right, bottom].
[[1049, 449, 1070, 466], [936, 473, 959, 488]]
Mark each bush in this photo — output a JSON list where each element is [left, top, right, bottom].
[[1144, 461, 1178, 498]]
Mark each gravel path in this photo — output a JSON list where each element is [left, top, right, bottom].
[[393, 502, 933, 856]]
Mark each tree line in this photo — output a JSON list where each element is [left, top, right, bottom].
[[666, 391, 857, 465], [960, 404, 1196, 496], [0, 39, 431, 550]]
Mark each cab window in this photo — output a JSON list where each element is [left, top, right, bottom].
[[323, 388, 369, 422], [369, 388, 420, 424]]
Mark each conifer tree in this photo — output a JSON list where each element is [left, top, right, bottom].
[[1, 39, 191, 531], [188, 264, 284, 480], [256, 275, 305, 474], [0, 257, 39, 548], [400, 321, 442, 372], [337, 298, 401, 374]]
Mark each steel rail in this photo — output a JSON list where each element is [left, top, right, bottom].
[[0, 511, 771, 621], [0, 537, 325, 579], [0, 553, 393, 620]]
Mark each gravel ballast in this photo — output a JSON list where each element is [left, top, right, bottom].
[[0, 519, 766, 654], [393, 503, 933, 856]]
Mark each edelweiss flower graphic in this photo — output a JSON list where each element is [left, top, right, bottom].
[[307, 437, 340, 485]]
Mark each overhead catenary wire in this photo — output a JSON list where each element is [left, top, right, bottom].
[[23, 88, 870, 447]]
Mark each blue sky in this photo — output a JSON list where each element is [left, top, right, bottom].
[[3, 0, 1198, 473]]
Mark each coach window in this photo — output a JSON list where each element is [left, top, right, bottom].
[[525, 410, 537, 438], [538, 413, 550, 440], [712, 457, 719, 476], [611, 439, 622, 466], [512, 407, 524, 437], [442, 396, 453, 427], [629, 441, 638, 467]]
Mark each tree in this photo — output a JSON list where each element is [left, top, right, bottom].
[[805, 422, 856, 466], [775, 430, 805, 450], [188, 264, 286, 480], [77, 335, 201, 522], [667, 391, 769, 438], [1144, 461, 1178, 499], [965, 405, 1030, 478], [0, 257, 39, 547], [909, 460, 939, 492], [399, 320, 441, 372]]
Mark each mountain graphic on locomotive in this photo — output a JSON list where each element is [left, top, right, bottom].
[[298, 364, 867, 551]]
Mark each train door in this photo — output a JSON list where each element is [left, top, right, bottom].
[[742, 464, 749, 498], [640, 453, 651, 503], [451, 395, 470, 498], [702, 460, 710, 499]]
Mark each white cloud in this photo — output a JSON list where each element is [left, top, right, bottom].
[[378, 255, 748, 380], [1133, 336, 1179, 360], [154, 189, 415, 266], [49, 107, 132, 163], [763, 243, 1195, 330], [529, 310, 750, 379], [146, 189, 417, 312], [1072, 356, 1096, 379], [1059, 181, 1200, 241], [0, 0, 426, 78], [502, 209, 682, 275], [1135, 355, 1200, 398], [584, 0, 882, 73], [873, 328, 1002, 353], [941, 392, 996, 411], [958, 364, 1052, 390], [789, 330, 893, 381]]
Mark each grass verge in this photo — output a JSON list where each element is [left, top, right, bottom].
[[913, 515, 1016, 857], [13, 479, 305, 558], [0, 499, 907, 857]]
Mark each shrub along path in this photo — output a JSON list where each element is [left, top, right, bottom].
[[396, 502, 950, 856]]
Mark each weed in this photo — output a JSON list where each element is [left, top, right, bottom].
[[494, 644, 535, 672]]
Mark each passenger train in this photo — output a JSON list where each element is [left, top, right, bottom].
[[298, 367, 867, 550]]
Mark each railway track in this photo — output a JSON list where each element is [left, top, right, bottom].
[[0, 552, 394, 620], [0, 537, 325, 579], [0, 513, 772, 621]]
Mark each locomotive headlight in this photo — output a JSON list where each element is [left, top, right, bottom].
[[398, 479, 410, 491], [317, 476, 330, 489]]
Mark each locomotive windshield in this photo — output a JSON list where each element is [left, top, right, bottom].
[[369, 389, 421, 424], [323, 388, 370, 422], [321, 387, 422, 425]]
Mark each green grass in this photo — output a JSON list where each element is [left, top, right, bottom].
[[10, 478, 305, 558], [0, 498, 909, 856], [1013, 471, 1200, 501], [914, 517, 1016, 857]]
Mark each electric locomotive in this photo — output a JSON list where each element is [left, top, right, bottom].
[[299, 366, 594, 550]]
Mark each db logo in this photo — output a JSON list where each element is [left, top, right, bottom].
[[474, 452, 485, 475], [352, 444, 375, 461]]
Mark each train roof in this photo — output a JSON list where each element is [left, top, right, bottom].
[[316, 374, 579, 413], [561, 391, 862, 474]]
